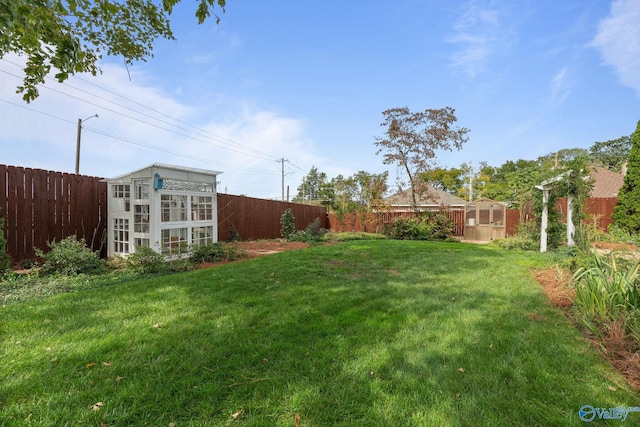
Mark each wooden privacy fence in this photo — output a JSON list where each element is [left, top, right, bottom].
[[329, 209, 465, 236], [0, 164, 623, 265], [1, 165, 329, 265], [217, 194, 329, 241], [0, 165, 108, 264]]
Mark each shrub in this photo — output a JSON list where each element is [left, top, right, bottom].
[[385, 217, 430, 240], [35, 236, 104, 276], [384, 212, 456, 241], [305, 217, 328, 238], [280, 209, 296, 240], [125, 246, 166, 274], [190, 243, 245, 264], [0, 218, 10, 274], [419, 211, 456, 240], [494, 221, 538, 251], [605, 224, 640, 247]]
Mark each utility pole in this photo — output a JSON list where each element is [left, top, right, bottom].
[[279, 157, 287, 201], [75, 114, 98, 175], [468, 160, 474, 202]]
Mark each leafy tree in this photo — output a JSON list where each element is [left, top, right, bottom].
[[350, 171, 388, 209], [537, 148, 588, 169], [293, 166, 332, 205], [1, 0, 226, 102], [612, 120, 640, 234], [589, 135, 632, 172], [481, 159, 543, 228], [374, 106, 469, 211], [419, 167, 465, 195]]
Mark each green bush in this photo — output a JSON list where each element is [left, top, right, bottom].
[[385, 217, 432, 240], [35, 236, 104, 276], [125, 246, 166, 274], [0, 218, 10, 274], [305, 217, 327, 238], [419, 211, 456, 240], [190, 243, 244, 264], [289, 218, 328, 244], [384, 212, 456, 241], [604, 224, 640, 247], [280, 209, 296, 240], [494, 221, 538, 251]]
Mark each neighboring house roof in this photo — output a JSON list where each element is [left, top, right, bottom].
[[587, 166, 624, 198], [384, 185, 466, 210]]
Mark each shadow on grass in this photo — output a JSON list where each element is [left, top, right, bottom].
[[2, 241, 639, 426]]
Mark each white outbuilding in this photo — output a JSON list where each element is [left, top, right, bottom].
[[105, 164, 222, 258]]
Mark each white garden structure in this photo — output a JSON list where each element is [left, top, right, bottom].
[[105, 164, 221, 258], [535, 171, 574, 253]]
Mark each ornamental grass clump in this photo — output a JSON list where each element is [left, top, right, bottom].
[[572, 251, 640, 341]]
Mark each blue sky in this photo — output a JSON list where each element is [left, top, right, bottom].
[[1, 0, 639, 199]]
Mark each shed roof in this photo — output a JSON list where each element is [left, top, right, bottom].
[[105, 163, 223, 182]]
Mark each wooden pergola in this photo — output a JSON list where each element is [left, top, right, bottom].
[[535, 171, 575, 253]]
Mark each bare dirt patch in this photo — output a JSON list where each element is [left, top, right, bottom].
[[193, 240, 313, 270], [234, 240, 312, 257]]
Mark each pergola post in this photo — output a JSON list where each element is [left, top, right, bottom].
[[536, 170, 572, 253], [540, 189, 549, 253], [566, 194, 575, 247]]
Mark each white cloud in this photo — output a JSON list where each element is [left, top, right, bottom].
[[550, 67, 572, 104], [592, 0, 640, 95], [447, 0, 515, 77], [0, 54, 318, 199]]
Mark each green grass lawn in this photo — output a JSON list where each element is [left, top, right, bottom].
[[1, 240, 639, 426]]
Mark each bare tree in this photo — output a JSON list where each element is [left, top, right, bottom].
[[375, 106, 469, 211]]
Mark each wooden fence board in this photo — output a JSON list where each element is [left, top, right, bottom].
[[217, 194, 328, 241], [0, 165, 108, 265]]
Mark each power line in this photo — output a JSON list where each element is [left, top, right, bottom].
[[72, 74, 277, 160], [0, 59, 280, 161], [0, 97, 278, 175], [84, 126, 278, 174]]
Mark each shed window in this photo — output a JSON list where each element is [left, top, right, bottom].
[[134, 238, 149, 249], [492, 204, 504, 226], [161, 228, 188, 255], [161, 195, 187, 222], [478, 205, 491, 225], [112, 184, 131, 212], [134, 180, 150, 200], [113, 218, 130, 253], [134, 205, 150, 233], [192, 226, 214, 246], [466, 204, 476, 225], [191, 196, 213, 221]]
